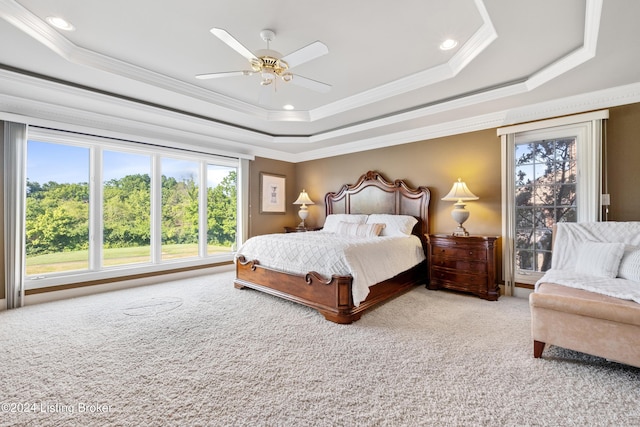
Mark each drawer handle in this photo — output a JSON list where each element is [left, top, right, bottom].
[[469, 251, 474, 255]]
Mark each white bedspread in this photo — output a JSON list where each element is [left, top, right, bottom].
[[235, 231, 426, 306], [536, 222, 640, 303]]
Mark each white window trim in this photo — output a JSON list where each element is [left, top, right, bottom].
[[498, 110, 608, 294], [23, 126, 244, 290]]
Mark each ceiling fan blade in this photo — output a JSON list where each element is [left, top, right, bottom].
[[195, 71, 253, 80], [290, 75, 332, 93], [210, 28, 258, 62], [281, 41, 328, 69]]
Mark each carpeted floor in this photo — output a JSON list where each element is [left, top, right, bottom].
[[1, 270, 639, 426]]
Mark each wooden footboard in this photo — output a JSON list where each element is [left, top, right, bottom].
[[235, 255, 427, 324]]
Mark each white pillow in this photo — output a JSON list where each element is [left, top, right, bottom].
[[575, 242, 625, 278], [335, 221, 385, 238], [322, 214, 368, 233], [366, 214, 418, 237], [618, 245, 640, 283]]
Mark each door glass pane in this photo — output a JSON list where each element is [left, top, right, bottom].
[[161, 158, 199, 260], [25, 141, 90, 275], [103, 151, 151, 267], [207, 166, 237, 254], [514, 137, 577, 274]]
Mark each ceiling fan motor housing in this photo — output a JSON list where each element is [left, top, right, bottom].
[[252, 55, 291, 84]]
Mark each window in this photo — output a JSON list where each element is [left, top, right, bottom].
[[161, 157, 200, 261], [24, 128, 240, 289], [103, 150, 152, 267], [499, 111, 607, 293], [26, 141, 90, 275], [514, 137, 577, 274]]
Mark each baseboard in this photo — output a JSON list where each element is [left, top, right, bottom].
[[513, 287, 533, 299]]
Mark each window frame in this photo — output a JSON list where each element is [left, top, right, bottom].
[[24, 127, 243, 290], [499, 110, 607, 294]]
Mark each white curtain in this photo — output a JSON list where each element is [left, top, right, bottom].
[[4, 121, 27, 309]]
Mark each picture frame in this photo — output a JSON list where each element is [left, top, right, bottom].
[[260, 172, 286, 214]]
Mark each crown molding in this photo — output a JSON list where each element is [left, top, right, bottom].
[[2, 60, 640, 163], [309, 0, 497, 121], [526, 0, 602, 90], [1, 0, 496, 124], [0, 0, 604, 129], [296, 81, 640, 162], [0, 0, 267, 120]]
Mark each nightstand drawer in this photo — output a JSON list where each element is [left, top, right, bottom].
[[431, 256, 487, 273], [431, 267, 487, 287], [431, 246, 487, 261]]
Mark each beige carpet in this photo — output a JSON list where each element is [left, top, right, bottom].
[[1, 271, 639, 426]]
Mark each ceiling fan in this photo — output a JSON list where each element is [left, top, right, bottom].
[[196, 28, 331, 102]]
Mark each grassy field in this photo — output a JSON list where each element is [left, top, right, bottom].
[[26, 244, 232, 275]]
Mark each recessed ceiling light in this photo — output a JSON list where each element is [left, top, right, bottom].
[[283, 104, 295, 111], [46, 16, 75, 31], [439, 39, 458, 51]]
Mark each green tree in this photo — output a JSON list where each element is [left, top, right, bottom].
[[162, 175, 199, 245], [103, 174, 151, 248], [208, 171, 237, 246], [25, 169, 238, 258], [25, 181, 89, 255]]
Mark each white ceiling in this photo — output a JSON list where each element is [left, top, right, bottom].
[[1, 0, 639, 162]]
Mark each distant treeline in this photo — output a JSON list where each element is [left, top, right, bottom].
[[26, 171, 237, 256]]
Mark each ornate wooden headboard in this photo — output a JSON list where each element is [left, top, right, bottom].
[[324, 171, 431, 239]]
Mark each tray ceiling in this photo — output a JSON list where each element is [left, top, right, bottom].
[[1, 0, 639, 161]]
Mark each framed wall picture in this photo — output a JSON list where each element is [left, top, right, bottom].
[[260, 172, 286, 214]]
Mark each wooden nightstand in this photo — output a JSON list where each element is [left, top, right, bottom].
[[284, 226, 322, 233], [427, 234, 500, 300]]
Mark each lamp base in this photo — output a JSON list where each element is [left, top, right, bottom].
[[297, 205, 309, 229], [451, 225, 470, 237]]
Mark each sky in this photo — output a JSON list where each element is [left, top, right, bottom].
[[27, 141, 234, 187]]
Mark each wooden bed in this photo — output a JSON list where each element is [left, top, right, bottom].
[[234, 171, 431, 324]]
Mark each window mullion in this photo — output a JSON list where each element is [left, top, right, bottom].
[[199, 162, 208, 257], [151, 154, 162, 264], [89, 146, 103, 271]]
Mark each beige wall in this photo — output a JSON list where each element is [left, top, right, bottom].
[[249, 104, 640, 237], [293, 129, 503, 237], [606, 103, 640, 221], [248, 157, 299, 236]]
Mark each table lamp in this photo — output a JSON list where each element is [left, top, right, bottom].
[[293, 189, 314, 228], [441, 178, 479, 236]]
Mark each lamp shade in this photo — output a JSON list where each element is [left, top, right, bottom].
[[293, 189, 314, 205], [441, 178, 479, 202]]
